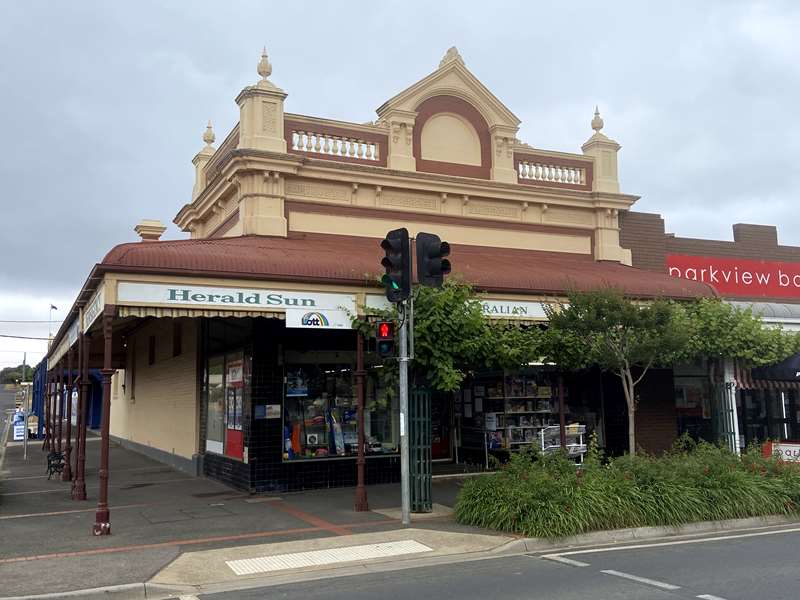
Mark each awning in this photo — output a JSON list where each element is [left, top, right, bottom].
[[727, 301, 800, 331], [117, 306, 285, 319], [735, 357, 800, 390]]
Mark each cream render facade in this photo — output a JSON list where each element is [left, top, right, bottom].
[[175, 47, 634, 265], [46, 47, 714, 504], [106, 48, 635, 471]]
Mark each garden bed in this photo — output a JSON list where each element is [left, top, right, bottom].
[[454, 438, 800, 539]]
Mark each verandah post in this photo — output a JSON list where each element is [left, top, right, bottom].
[[73, 332, 89, 501], [93, 306, 115, 535], [56, 365, 64, 454], [62, 348, 74, 481]]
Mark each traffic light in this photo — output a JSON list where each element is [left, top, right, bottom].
[[376, 320, 395, 358], [380, 228, 411, 302], [416, 232, 451, 288]]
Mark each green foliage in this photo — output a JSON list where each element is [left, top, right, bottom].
[[682, 298, 800, 366], [352, 279, 546, 393], [455, 440, 800, 539], [543, 289, 689, 373], [0, 364, 34, 384]]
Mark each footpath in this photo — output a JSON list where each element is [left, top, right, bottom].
[[0, 424, 511, 599]]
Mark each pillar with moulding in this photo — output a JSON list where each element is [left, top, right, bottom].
[[134, 219, 167, 242], [233, 49, 289, 237], [236, 48, 288, 153], [191, 121, 216, 200], [581, 107, 621, 194], [383, 110, 417, 171], [594, 207, 632, 264], [490, 125, 519, 183]]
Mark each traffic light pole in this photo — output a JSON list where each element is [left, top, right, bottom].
[[399, 299, 411, 527]]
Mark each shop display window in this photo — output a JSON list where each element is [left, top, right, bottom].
[[205, 350, 248, 460], [282, 356, 398, 461]]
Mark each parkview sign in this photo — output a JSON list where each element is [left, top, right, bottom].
[[667, 255, 800, 299]]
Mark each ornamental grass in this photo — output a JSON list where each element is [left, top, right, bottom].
[[453, 436, 800, 539]]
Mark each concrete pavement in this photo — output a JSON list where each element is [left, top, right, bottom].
[[193, 524, 800, 600], [0, 424, 496, 598]]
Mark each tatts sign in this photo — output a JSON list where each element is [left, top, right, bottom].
[[667, 255, 800, 299]]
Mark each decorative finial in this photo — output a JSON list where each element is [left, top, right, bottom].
[[257, 46, 272, 80], [203, 120, 215, 146], [591, 106, 604, 133], [439, 46, 465, 68]]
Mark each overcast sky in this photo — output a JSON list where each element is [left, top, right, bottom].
[[1, 0, 798, 368]]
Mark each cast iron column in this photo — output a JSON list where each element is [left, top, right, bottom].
[[62, 348, 74, 481], [93, 307, 114, 535], [73, 333, 90, 501], [42, 372, 51, 451], [355, 332, 368, 511], [558, 374, 567, 450], [56, 365, 63, 454]]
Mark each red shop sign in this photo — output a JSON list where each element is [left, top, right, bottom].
[[666, 254, 800, 299]]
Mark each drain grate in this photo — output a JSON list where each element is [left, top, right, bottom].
[[226, 540, 433, 575]]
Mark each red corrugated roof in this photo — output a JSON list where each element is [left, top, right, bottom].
[[101, 233, 714, 299]]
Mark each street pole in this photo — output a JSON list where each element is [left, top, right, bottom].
[[399, 300, 410, 527], [22, 352, 28, 460]]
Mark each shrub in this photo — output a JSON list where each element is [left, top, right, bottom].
[[454, 439, 800, 539]]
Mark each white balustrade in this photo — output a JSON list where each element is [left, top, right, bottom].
[[517, 159, 585, 186], [291, 130, 379, 162]]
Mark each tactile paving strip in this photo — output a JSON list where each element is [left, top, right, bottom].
[[226, 540, 433, 575]]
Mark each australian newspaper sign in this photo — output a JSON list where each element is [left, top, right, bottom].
[[667, 255, 800, 299], [116, 282, 354, 329]]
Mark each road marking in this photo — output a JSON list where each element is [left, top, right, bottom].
[[541, 554, 590, 567], [697, 595, 729, 600], [178, 596, 200, 600], [601, 569, 681, 590], [226, 540, 433, 575], [551, 526, 800, 557]]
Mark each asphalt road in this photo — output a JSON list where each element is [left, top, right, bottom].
[[199, 525, 800, 600]]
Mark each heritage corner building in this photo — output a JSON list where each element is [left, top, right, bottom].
[[46, 47, 745, 523]]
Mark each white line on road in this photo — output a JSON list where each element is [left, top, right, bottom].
[[697, 595, 729, 600], [601, 569, 681, 590], [541, 555, 590, 567], [551, 526, 800, 557]]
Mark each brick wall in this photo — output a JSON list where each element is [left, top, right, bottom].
[[668, 223, 800, 262], [600, 368, 677, 456], [620, 213, 800, 270], [635, 368, 678, 455], [618, 211, 668, 271], [109, 318, 198, 460]]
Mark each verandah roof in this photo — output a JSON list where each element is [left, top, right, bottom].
[[100, 232, 714, 300]]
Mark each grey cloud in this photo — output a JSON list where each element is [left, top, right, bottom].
[[1, 0, 799, 304]]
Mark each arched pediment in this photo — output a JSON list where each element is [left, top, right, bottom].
[[413, 95, 492, 179], [376, 48, 520, 131]]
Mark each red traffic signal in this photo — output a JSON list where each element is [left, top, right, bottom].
[[376, 320, 395, 358], [376, 321, 394, 340]]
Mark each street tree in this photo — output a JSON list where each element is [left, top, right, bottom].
[[682, 298, 800, 366], [543, 289, 689, 456]]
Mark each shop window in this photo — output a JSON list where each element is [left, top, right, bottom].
[[206, 356, 225, 455], [205, 351, 247, 460], [148, 335, 156, 366], [282, 356, 398, 461]]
